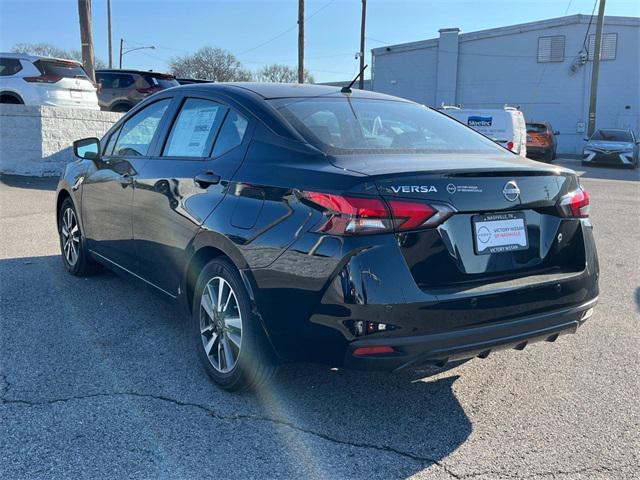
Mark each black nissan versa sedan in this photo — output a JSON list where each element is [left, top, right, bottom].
[[56, 83, 599, 391]]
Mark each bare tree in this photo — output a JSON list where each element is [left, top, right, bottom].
[[255, 64, 314, 83], [169, 47, 252, 81], [11, 43, 106, 69]]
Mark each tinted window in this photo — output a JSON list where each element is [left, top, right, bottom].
[[141, 73, 179, 89], [36, 60, 89, 79], [212, 111, 249, 157], [591, 130, 632, 142], [526, 123, 547, 133], [114, 99, 170, 156], [98, 72, 134, 89], [271, 98, 505, 155], [163, 99, 225, 157], [0, 58, 23, 76]]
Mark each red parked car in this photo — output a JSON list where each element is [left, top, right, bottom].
[[526, 122, 559, 162]]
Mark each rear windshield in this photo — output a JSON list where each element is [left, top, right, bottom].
[[270, 98, 507, 155], [141, 73, 179, 89], [526, 123, 547, 133], [591, 130, 632, 142], [36, 60, 89, 79]]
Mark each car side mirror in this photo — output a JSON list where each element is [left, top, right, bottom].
[[73, 137, 100, 160], [583, 137, 589, 142], [554, 131, 560, 135]]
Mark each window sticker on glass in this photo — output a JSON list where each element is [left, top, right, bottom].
[[164, 99, 223, 157]]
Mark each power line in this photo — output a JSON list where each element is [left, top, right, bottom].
[[582, 0, 599, 54], [235, 0, 336, 57]]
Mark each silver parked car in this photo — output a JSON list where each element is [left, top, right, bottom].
[[582, 129, 639, 169], [0, 53, 99, 110]]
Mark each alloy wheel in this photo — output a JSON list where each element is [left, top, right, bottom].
[[61, 207, 80, 266], [199, 277, 242, 373]]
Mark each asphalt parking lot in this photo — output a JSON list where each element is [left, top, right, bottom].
[[1, 158, 638, 480]]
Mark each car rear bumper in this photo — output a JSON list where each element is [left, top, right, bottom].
[[343, 297, 597, 371], [526, 146, 553, 157]]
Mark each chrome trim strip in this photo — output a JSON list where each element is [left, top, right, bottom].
[[89, 250, 177, 299]]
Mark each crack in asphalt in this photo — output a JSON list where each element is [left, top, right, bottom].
[[1, 387, 628, 479], [0, 389, 461, 478]]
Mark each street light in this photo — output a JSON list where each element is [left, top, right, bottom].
[[119, 38, 156, 69]]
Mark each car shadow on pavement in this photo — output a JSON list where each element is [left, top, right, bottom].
[[1, 254, 471, 478], [0, 174, 58, 191]]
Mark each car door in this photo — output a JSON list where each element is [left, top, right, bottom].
[[133, 94, 252, 295], [82, 97, 173, 271]]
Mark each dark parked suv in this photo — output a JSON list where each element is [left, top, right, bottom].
[[95, 69, 179, 112], [58, 84, 599, 391]]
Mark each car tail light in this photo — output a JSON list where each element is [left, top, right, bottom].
[[300, 191, 454, 235], [23, 75, 62, 84], [558, 186, 590, 218], [506, 141, 515, 151]]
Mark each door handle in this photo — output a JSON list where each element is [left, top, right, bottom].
[[194, 171, 221, 188]]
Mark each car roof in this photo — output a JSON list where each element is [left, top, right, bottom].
[[96, 69, 175, 77], [174, 82, 411, 102], [0, 52, 81, 63]]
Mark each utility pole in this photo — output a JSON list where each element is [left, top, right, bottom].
[[119, 38, 123, 69], [359, 0, 367, 90], [298, 0, 304, 83], [77, 0, 95, 81], [107, 0, 113, 68], [587, 0, 606, 137]]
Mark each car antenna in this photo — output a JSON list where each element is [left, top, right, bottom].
[[341, 64, 368, 94]]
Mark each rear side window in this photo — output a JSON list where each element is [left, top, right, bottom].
[[0, 58, 23, 76], [98, 73, 134, 89], [114, 99, 171, 156], [163, 98, 225, 157], [212, 110, 249, 157], [35, 60, 89, 79]]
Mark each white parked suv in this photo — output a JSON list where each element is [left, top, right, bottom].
[[0, 53, 99, 110]]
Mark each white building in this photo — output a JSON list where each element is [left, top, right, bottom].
[[371, 15, 640, 154]]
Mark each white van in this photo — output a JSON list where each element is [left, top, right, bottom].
[[440, 106, 527, 157]]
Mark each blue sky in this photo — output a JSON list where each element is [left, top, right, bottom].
[[1, 0, 638, 82]]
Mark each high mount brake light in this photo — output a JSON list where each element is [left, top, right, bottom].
[[301, 192, 454, 235], [23, 75, 62, 84], [558, 186, 590, 218]]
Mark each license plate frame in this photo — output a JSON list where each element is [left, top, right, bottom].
[[70, 89, 83, 98], [472, 211, 528, 255]]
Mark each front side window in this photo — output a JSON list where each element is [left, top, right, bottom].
[[114, 99, 171, 156], [212, 110, 249, 157], [163, 99, 225, 157], [271, 98, 506, 155], [0, 58, 23, 76], [104, 126, 121, 155], [591, 130, 632, 142]]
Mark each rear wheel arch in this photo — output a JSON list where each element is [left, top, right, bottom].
[[0, 91, 24, 104]]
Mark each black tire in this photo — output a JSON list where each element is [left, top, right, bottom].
[[193, 258, 277, 392], [0, 93, 24, 104], [58, 198, 100, 276], [111, 103, 133, 113]]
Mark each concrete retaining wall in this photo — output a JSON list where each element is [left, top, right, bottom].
[[0, 105, 122, 177]]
